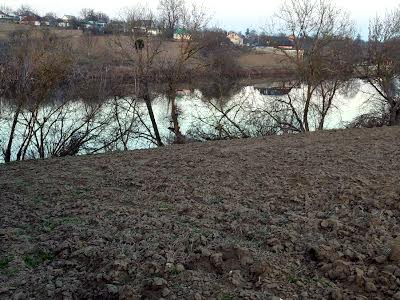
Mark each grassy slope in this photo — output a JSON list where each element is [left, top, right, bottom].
[[1, 127, 400, 299]]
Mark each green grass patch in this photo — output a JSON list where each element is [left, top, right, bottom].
[[219, 295, 234, 300], [158, 202, 172, 212], [206, 195, 224, 205], [0, 256, 12, 270], [0, 256, 18, 277], [23, 250, 54, 269], [288, 275, 298, 283], [33, 196, 45, 204], [60, 217, 84, 225], [41, 219, 57, 232], [75, 187, 91, 195]]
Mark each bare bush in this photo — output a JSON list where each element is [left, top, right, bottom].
[[362, 9, 400, 126], [158, 0, 185, 39], [0, 29, 74, 162]]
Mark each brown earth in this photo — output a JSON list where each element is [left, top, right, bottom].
[[1, 127, 400, 300]]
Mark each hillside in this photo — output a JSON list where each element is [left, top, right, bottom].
[[1, 127, 400, 300], [0, 23, 292, 73]]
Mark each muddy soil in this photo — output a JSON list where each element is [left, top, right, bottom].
[[1, 127, 400, 300]]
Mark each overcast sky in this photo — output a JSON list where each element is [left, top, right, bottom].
[[2, 0, 399, 37]]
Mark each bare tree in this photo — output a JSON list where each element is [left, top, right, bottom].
[[268, 0, 355, 132], [14, 4, 37, 16], [44, 12, 57, 19], [80, 8, 110, 23], [0, 4, 12, 14], [158, 0, 185, 38], [0, 29, 74, 162], [80, 8, 96, 21], [156, 2, 211, 144], [114, 5, 164, 146], [363, 9, 400, 126]]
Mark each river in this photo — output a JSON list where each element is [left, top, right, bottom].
[[0, 79, 378, 162]]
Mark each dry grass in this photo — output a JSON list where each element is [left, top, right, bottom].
[[0, 23, 82, 40], [0, 24, 293, 71]]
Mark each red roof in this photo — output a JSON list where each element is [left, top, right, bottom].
[[21, 15, 40, 22]]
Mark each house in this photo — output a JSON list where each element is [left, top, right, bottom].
[[96, 21, 107, 28], [0, 11, 19, 22], [106, 20, 127, 34], [0, 11, 12, 21], [174, 28, 191, 40], [130, 20, 160, 36], [265, 36, 295, 50], [227, 32, 244, 46], [58, 15, 76, 28], [82, 20, 96, 29], [20, 15, 41, 26], [41, 16, 58, 27], [81, 20, 109, 34], [62, 15, 75, 22]]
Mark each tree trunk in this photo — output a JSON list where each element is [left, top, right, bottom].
[[318, 116, 326, 131], [4, 105, 22, 163], [389, 105, 400, 126], [303, 85, 312, 132], [39, 125, 45, 159], [20, 109, 39, 160], [142, 81, 163, 147], [169, 89, 184, 144], [387, 79, 400, 126]]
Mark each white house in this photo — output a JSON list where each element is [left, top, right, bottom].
[[0, 11, 16, 21], [227, 32, 244, 46], [131, 20, 160, 36], [0, 11, 9, 19], [62, 15, 75, 22], [147, 28, 160, 36], [58, 15, 75, 28]]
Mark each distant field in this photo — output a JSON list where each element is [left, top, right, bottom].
[[238, 50, 294, 71], [0, 22, 82, 40]]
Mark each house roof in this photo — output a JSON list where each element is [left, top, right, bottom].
[[82, 20, 107, 26], [21, 15, 41, 22], [62, 15, 75, 20], [175, 28, 188, 35], [132, 20, 154, 28], [227, 32, 244, 38], [268, 36, 295, 47], [42, 16, 57, 22], [0, 11, 15, 18]]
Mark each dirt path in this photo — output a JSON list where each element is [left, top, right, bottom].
[[1, 127, 400, 300]]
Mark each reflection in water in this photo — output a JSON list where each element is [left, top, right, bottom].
[[253, 80, 299, 96], [0, 79, 376, 162]]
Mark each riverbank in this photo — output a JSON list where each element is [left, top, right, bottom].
[[1, 127, 400, 299]]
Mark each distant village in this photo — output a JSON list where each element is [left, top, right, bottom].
[[0, 9, 296, 49]]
